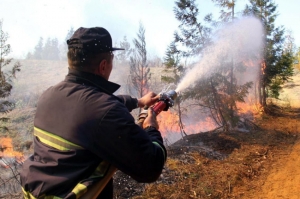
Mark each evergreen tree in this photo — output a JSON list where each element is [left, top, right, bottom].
[[173, 0, 213, 57], [50, 38, 59, 60], [115, 36, 132, 63], [167, 0, 258, 131], [66, 27, 74, 41], [25, 52, 33, 60], [210, 0, 256, 128], [0, 20, 21, 133], [212, 0, 237, 22], [40, 37, 59, 60], [33, 37, 44, 60], [60, 27, 75, 60], [243, 0, 294, 106], [129, 23, 150, 103], [162, 41, 187, 137], [42, 38, 51, 60]]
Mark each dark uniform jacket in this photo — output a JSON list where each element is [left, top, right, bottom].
[[20, 68, 167, 199]]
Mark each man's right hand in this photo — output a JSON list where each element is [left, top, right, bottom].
[[143, 107, 159, 130]]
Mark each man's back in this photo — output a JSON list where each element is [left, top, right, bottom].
[[21, 69, 167, 199], [21, 26, 167, 199]]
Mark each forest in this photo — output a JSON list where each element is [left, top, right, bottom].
[[0, 0, 299, 198]]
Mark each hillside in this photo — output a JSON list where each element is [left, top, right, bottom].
[[0, 60, 299, 198], [113, 69, 300, 199], [112, 107, 300, 199]]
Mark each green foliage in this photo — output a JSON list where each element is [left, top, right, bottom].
[[129, 23, 150, 98], [162, 42, 184, 84], [173, 0, 213, 56], [115, 36, 133, 63], [27, 26, 72, 60], [0, 20, 21, 134], [60, 27, 75, 60], [244, 0, 294, 105], [212, 0, 237, 22], [167, 0, 255, 130], [29, 37, 60, 60]]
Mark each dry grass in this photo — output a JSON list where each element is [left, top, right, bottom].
[[1, 60, 299, 198], [130, 107, 300, 199]]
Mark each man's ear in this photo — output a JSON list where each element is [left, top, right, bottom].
[[96, 59, 107, 76]]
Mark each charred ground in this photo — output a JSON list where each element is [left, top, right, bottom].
[[113, 106, 300, 199]]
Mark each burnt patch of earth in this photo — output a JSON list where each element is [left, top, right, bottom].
[[168, 130, 241, 160], [113, 165, 177, 199], [113, 129, 242, 198]]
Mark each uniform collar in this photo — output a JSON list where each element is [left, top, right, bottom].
[[66, 68, 120, 94]]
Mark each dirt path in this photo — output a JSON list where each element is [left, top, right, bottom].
[[259, 138, 300, 199], [260, 69, 300, 198], [256, 70, 300, 199]]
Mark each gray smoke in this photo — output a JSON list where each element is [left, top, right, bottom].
[[176, 17, 264, 93]]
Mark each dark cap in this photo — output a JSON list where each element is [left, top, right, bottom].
[[67, 27, 124, 53]]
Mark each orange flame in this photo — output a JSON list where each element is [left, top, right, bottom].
[[157, 110, 217, 138], [157, 111, 180, 137], [261, 61, 266, 75], [0, 137, 24, 167]]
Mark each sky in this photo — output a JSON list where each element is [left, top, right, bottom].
[[0, 0, 299, 59]]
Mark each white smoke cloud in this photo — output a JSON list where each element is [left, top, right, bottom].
[[176, 17, 264, 93]]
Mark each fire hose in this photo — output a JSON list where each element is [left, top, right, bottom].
[[81, 90, 177, 199], [137, 90, 178, 126]]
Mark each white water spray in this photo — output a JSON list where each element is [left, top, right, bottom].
[[175, 17, 264, 93]]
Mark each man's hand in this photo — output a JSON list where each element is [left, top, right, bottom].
[[138, 92, 159, 108], [143, 107, 159, 129]]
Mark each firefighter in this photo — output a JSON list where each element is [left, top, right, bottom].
[[20, 27, 167, 199]]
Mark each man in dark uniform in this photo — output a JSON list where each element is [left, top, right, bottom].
[[20, 27, 167, 199]]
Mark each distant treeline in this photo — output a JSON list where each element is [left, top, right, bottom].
[[26, 27, 75, 61]]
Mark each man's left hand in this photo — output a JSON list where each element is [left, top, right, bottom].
[[138, 92, 159, 108]]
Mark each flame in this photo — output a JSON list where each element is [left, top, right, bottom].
[[242, 59, 255, 67], [236, 96, 263, 118], [157, 110, 217, 138], [261, 61, 266, 75], [184, 117, 217, 134], [157, 111, 180, 137], [0, 137, 24, 167]]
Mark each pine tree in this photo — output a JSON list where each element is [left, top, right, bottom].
[[61, 27, 75, 60], [115, 36, 132, 63], [162, 41, 187, 137], [167, 0, 258, 131], [173, 0, 213, 57], [0, 20, 21, 133], [50, 38, 59, 60], [33, 37, 43, 60], [162, 0, 214, 134], [244, 0, 294, 107], [129, 23, 150, 102], [212, 0, 237, 22]]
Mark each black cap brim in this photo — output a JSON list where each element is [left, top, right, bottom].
[[111, 47, 125, 51]]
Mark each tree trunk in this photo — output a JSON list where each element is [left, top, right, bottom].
[[210, 79, 228, 131], [177, 102, 187, 138]]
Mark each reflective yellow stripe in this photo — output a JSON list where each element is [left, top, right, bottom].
[[153, 142, 166, 160], [22, 187, 62, 199], [34, 127, 83, 151], [22, 187, 36, 199], [90, 161, 110, 178], [71, 183, 87, 199]]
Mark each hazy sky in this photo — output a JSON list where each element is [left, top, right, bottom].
[[1, 0, 299, 59]]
